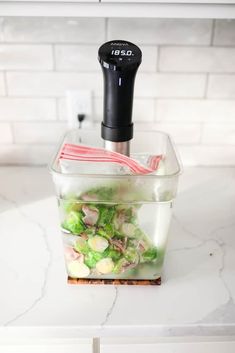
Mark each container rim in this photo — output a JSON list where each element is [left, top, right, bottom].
[[48, 129, 183, 179]]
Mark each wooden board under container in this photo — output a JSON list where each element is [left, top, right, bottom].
[[68, 277, 161, 285]]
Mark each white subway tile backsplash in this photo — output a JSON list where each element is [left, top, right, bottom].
[[6, 72, 103, 97], [135, 122, 201, 144], [57, 98, 67, 121], [55, 45, 157, 73], [214, 20, 235, 46], [130, 98, 155, 121], [178, 145, 235, 166], [159, 47, 235, 73], [108, 19, 212, 45], [0, 144, 55, 165], [0, 123, 12, 143], [154, 123, 201, 144], [93, 97, 155, 122], [202, 124, 235, 145], [0, 98, 56, 121], [135, 73, 206, 98], [12, 122, 67, 144], [58, 96, 155, 123], [139, 46, 158, 72], [156, 99, 235, 123], [92, 98, 106, 122], [0, 73, 5, 95], [0, 18, 233, 166], [0, 45, 53, 70], [208, 75, 235, 99], [0, 18, 4, 42], [55, 45, 100, 72], [2, 17, 105, 43], [7, 72, 205, 99], [2, 143, 235, 166]]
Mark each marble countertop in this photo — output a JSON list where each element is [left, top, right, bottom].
[[0, 166, 235, 339]]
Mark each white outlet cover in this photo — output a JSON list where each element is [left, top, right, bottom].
[[66, 90, 93, 128]]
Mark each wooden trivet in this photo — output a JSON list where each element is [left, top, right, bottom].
[[68, 277, 161, 285]]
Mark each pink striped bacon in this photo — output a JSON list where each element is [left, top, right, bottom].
[[60, 143, 162, 175]]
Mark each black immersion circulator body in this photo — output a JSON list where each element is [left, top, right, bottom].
[[98, 40, 142, 143]]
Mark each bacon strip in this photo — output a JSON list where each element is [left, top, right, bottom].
[[59, 143, 162, 175]]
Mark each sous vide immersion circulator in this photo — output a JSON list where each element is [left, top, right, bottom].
[[98, 40, 142, 156], [50, 40, 182, 285]]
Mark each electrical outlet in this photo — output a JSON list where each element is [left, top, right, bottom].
[[66, 90, 94, 128]]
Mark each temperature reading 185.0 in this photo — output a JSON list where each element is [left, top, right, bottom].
[[111, 50, 133, 56]]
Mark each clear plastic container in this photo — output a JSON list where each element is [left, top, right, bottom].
[[50, 130, 182, 281]]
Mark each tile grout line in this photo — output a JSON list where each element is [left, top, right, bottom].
[[210, 19, 216, 47], [105, 18, 108, 42], [51, 44, 56, 71], [0, 17, 5, 43], [154, 99, 158, 122], [3, 69, 235, 75], [1, 94, 235, 101], [0, 42, 234, 48], [156, 46, 160, 72], [199, 122, 204, 145], [9, 122, 15, 144], [55, 97, 60, 121], [203, 74, 209, 99], [3, 71, 8, 97], [0, 41, 106, 45]]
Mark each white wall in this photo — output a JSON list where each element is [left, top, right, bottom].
[[0, 17, 235, 165]]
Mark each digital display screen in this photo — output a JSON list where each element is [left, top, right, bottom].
[[98, 40, 141, 70], [110, 49, 134, 57]]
